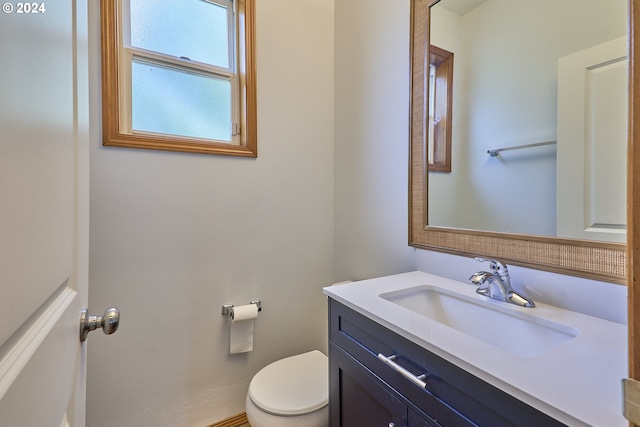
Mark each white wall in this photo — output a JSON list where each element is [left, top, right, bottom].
[[334, 0, 416, 281], [87, 1, 336, 425]]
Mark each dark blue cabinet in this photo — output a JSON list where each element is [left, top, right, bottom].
[[331, 345, 411, 426], [328, 299, 566, 427]]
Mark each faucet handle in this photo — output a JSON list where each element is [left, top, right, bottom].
[[469, 271, 491, 285], [474, 257, 509, 276]]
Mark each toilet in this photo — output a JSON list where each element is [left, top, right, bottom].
[[245, 350, 329, 427]]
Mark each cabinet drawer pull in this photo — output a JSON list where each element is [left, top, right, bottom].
[[377, 353, 428, 389]]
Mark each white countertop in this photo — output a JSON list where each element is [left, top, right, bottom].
[[323, 271, 628, 427]]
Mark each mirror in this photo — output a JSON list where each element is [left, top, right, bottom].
[[409, 0, 629, 283], [428, 0, 628, 242]]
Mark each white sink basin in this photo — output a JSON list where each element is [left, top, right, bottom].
[[380, 285, 580, 358]]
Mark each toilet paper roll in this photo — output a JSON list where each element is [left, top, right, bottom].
[[232, 304, 259, 322], [229, 304, 259, 354]]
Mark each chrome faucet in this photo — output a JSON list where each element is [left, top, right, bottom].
[[469, 257, 535, 308]]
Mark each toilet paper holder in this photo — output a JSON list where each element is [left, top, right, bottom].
[[222, 300, 261, 319]]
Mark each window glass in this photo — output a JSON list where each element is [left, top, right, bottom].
[[131, 60, 232, 142], [129, 0, 231, 68]]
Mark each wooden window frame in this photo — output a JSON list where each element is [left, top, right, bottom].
[[100, 0, 257, 157], [428, 45, 453, 172]]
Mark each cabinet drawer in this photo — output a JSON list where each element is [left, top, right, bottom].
[[329, 299, 566, 427]]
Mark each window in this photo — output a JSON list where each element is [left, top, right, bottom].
[[428, 45, 453, 172], [101, 0, 257, 156]]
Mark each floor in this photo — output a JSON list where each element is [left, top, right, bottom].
[[207, 413, 250, 427]]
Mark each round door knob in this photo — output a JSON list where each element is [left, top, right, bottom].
[[80, 307, 120, 342]]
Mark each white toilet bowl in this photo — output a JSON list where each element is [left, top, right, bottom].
[[245, 350, 328, 427]]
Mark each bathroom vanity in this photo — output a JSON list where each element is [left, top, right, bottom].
[[329, 300, 564, 426], [324, 271, 627, 426]]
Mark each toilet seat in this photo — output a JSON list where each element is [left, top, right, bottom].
[[248, 350, 328, 416]]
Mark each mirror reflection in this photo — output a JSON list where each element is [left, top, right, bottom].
[[427, 0, 628, 243]]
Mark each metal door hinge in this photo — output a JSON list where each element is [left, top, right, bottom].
[[623, 378, 640, 424]]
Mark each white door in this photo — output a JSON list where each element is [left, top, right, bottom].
[[557, 36, 628, 243], [0, 1, 90, 425]]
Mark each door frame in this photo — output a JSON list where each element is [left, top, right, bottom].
[[629, 2, 640, 426]]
